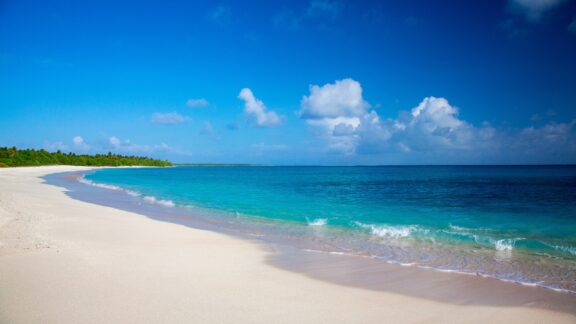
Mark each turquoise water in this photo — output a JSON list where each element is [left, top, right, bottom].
[[83, 166, 576, 292]]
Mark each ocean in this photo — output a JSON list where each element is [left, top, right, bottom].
[[81, 166, 576, 293]]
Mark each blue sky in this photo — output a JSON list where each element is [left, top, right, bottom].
[[1, 0, 575, 164]]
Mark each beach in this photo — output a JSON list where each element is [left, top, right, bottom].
[[1, 166, 575, 324]]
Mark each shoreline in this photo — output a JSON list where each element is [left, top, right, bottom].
[[68, 167, 576, 296], [1, 166, 575, 323]]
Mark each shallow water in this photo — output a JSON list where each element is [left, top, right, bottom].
[[82, 166, 576, 292]]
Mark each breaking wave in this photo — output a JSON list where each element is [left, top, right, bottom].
[[354, 221, 416, 239], [78, 175, 174, 208], [307, 218, 328, 226], [142, 196, 176, 208]]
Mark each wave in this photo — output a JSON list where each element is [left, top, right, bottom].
[[78, 175, 175, 208], [78, 176, 123, 191], [446, 224, 525, 252], [494, 238, 520, 251], [542, 242, 576, 256], [353, 221, 530, 253], [142, 196, 176, 208], [79, 175, 142, 197], [307, 218, 327, 226], [354, 221, 416, 239]]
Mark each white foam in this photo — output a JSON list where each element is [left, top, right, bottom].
[[77, 175, 176, 208], [78, 176, 122, 191], [78, 175, 142, 197], [494, 238, 525, 251], [126, 190, 141, 197], [307, 218, 327, 226], [142, 196, 175, 208], [495, 238, 514, 251], [355, 221, 414, 238]]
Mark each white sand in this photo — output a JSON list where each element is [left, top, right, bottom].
[[0, 166, 574, 323]]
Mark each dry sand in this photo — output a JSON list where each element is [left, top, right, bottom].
[[0, 166, 575, 323]]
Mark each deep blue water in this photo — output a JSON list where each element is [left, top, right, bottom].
[[84, 166, 576, 292]]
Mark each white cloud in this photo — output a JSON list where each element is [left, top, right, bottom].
[[301, 78, 576, 164], [151, 112, 190, 125], [300, 78, 369, 119], [72, 136, 83, 146], [107, 136, 173, 154], [109, 136, 121, 147], [72, 135, 89, 150], [355, 97, 493, 156], [186, 98, 209, 108], [238, 88, 283, 127], [299, 78, 370, 154], [508, 0, 567, 21]]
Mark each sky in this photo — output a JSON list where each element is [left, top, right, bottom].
[[1, 0, 576, 165]]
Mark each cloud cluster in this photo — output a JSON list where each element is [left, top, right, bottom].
[[238, 88, 282, 127], [298, 78, 369, 153], [45, 136, 173, 155], [300, 78, 576, 163], [108, 136, 171, 154], [151, 112, 190, 125], [300, 78, 369, 119]]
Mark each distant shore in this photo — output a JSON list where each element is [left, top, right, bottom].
[[1, 166, 575, 323]]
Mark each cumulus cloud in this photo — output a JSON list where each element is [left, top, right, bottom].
[[355, 97, 496, 156], [300, 78, 369, 119], [301, 78, 576, 163], [72, 135, 89, 150], [508, 0, 567, 22], [299, 78, 369, 154], [238, 88, 283, 127], [151, 112, 190, 125], [186, 98, 209, 108]]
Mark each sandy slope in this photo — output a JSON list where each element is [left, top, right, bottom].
[[0, 166, 574, 324]]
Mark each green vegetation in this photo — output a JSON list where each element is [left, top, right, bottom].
[[0, 147, 172, 167]]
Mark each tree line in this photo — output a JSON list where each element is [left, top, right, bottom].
[[0, 147, 172, 167]]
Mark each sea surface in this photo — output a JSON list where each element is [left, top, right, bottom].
[[82, 166, 576, 293]]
